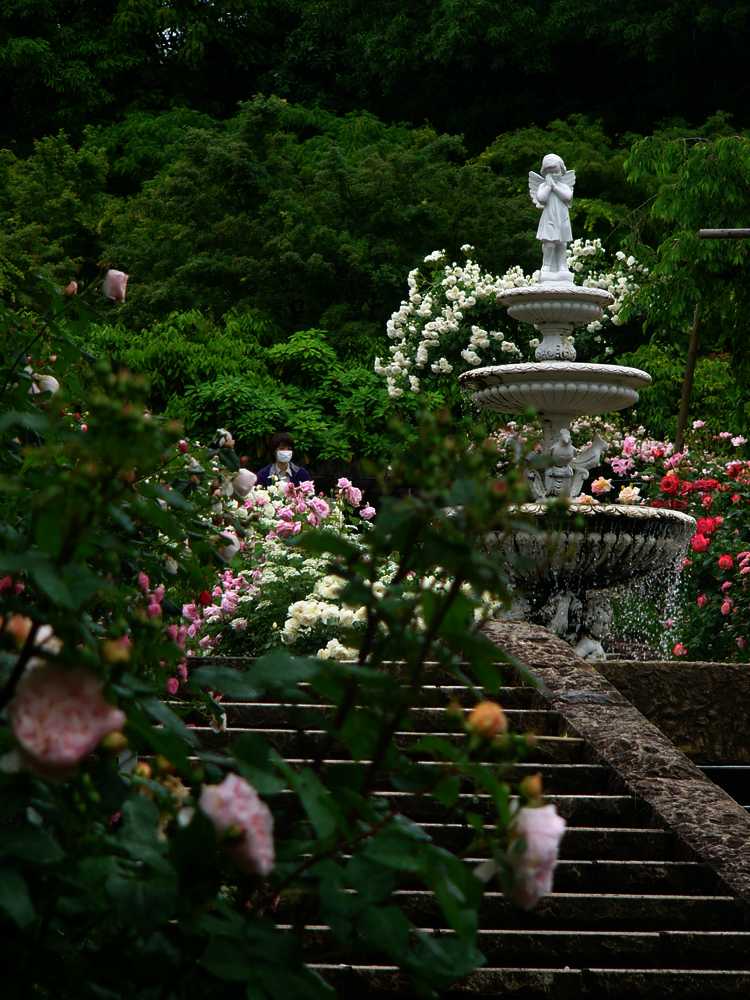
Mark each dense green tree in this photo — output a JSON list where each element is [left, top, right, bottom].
[[2, 1, 749, 151], [92, 98, 631, 333]]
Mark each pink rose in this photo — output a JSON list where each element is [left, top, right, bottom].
[[310, 497, 330, 519], [672, 642, 688, 657], [10, 666, 125, 777], [166, 677, 179, 696], [137, 571, 150, 592], [692, 420, 705, 430], [360, 505, 376, 520], [199, 773, 274, 875], [721, 599, 733, 616], [507, 804, 566, 910], [103, 269, 128, 302], [696, 594, 708, 608], [622, 435, 636, 456], [276, 520, 301, 537]]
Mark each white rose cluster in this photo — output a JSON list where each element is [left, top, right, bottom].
[[375, 249, 530, 397], [567, 239, 647, 334]]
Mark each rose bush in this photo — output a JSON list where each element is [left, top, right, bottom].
[[0, 308, 567, 998], [602, 420, 750, 660]]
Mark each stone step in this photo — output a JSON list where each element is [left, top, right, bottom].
[[361, 891, 741, 931], [358, 791, 658, 828], [280, 890, 741, 931], [211, 702, 565, 735], [546, 859, 724, 895], [307, 964, 750, 998], [295, 926, 750, 969], [698, 764, 750, 801], [415, 824, 684, 861], [193, 726, 589, 762], [275, 759, 624, 795], [183, 681, 546, 710]]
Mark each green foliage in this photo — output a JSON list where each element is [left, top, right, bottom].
[[83, 311, 396, 460], [621, 343, 750, 440], [0, 132, 107, 297], [625, 124, 750, 365]]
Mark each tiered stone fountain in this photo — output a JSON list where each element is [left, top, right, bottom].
[[459, 153, 695, 659]]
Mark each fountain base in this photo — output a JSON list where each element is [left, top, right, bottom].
[[487, 503, 695, 660]]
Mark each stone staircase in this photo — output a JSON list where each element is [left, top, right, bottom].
[[189, 661, 750, 997]]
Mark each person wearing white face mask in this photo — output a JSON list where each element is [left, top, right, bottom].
[[256, 432, 311, 487]]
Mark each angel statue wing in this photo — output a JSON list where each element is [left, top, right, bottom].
[[560, 169, 576, 192], [573, 434, 607, 472], [528, 171, 544, 208]]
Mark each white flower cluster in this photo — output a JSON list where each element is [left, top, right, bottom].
[[375, 250, 531, 397], [567, 239, 647, 333]]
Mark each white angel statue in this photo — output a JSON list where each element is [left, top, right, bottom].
[[529, 153, 576, 282]]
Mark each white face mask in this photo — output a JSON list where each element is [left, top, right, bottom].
[[276, 449, 293, 464]]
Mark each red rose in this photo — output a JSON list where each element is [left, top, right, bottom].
[[695, 517, 717, 535], [727, 462, 744, 479], [718, 554, 734, 570], [690, 533, 710, 553], [660, 474, 680, 495], [198, 590, 212, 606]]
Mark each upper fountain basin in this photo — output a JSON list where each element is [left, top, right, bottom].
[[459, 361, 652, 416], [498, 283, 614, 329]]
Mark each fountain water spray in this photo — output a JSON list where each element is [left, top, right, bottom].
[[460, 154, 695, 660]]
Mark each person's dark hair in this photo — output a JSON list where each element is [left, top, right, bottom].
[[270, 431, 294, 453]]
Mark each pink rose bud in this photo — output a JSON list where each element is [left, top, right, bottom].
[[199, 773, 275, 875], [672, 642, 688, 657], [64, 280, 78, 296], [696, 593, 708, 608], [165, 677, 179, 696], [147, 602, 162, 619], [178, 440, 189, 454], [506, 804, 566, 910], [137, 571, 150, 592], [80, 423, 88, 432], [103, 269, 128, 303], [721, 599, 733, 616], [232, 468, 257, 498], [9, 666, 125, 778]]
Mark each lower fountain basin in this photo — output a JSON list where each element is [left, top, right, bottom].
[[459, 362, 652, 416], [486, 503, 695, 603]]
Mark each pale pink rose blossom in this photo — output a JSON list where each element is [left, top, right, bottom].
[[218, 530, 241, 561], [360, 505, 376, 520], [199, 773, 274, 875], [507, 804, 566, 910], [621, 435, 637, 456], [590, 477, 613, 495], [692, 420, 705, 430], [232, 468, 257, 498], [732, 436, 747, 447], [310, 497, 330, 519], [103, 269, 128, 302], [10, 666, 125, 777]]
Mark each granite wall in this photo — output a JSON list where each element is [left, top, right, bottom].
[[596, 661, 750, 763]]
